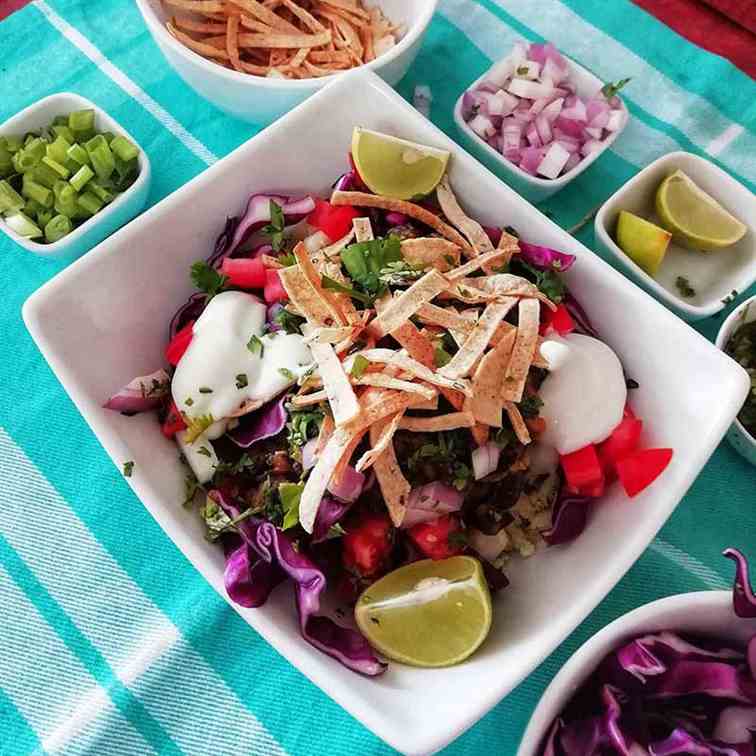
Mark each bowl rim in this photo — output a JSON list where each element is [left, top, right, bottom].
[[594, 150, 756, 319], [0, 92, 151, 257], [135, 0, 438, 90], [452, 49, 628, 189], [716, 293, 756, 449], [516, 589, 750, 756]]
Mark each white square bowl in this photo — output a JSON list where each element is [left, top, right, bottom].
[[22, 71, 749, 756], [453, 52, 628, 204], [594, 151, 756, 322], [0, 93, 151, 262]]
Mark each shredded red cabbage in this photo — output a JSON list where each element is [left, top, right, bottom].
[[103, 368, 170, 415], [402, 482, 463, 528], [228, 396, 287, 448], [169, 292, 206, 341], [518, 241, 577, 272], [724, 549, 756, 619], [312, 496, 351, 544], [543, 490, 590, 546]]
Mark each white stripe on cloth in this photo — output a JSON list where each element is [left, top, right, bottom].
[[650, 538, 729, 590], [0, 428, 285, 756], [0, 565, 156, 756], [706, 124, 745, 158], [33, 0, 218, 167]]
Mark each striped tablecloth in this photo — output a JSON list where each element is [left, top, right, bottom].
[[1, 2, 755, 754]]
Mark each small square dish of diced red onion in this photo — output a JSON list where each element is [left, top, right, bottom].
[[460, 41, 628, 180]]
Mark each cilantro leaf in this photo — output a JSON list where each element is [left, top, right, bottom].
[[278, 367, 296, 381], [286, 408, 324, 453], [247, 334, 263, 356], [377, 259, 427, 287], [434, 345, 452, 368], [190, 261, 228, 300], [235, 373, 248, 389], [350, 354, 369, 379], [519, 394, 543, 418], [279, 482, 304, 531], [321, 275, 373, 305], [600, 77, 631, 100], [340, 236, 402, 295], [263, 200, 286, 251], [511, 258, 566, 303], [277, 250, 296, 266], [123, 460, 134, 478], [183, 413, 214, 443], [274, 308, 305, 335]]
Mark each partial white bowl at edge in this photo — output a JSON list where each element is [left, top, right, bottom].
[[453, 53, 628, 204], [22, 71, 750, 756], [716, 295, 756, 466], [517, 591, 756, 755], [595, 151, 756, 322], [135, 0, 437, 125]]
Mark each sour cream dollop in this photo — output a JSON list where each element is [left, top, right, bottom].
[[538, 333, 627, 455]]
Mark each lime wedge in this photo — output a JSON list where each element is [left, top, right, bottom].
[[616, 210, 671, 276], [354, 556, 492, 667], [351, 128, 450, 200], [655, 170, 747, 251]]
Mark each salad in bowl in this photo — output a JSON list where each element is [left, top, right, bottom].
[[105, 129, 673, 675]]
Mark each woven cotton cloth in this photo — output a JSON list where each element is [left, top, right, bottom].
[[0, 1, 754, 754]]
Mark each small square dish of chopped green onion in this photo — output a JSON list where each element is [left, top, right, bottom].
[[0, 92, 149, 257]]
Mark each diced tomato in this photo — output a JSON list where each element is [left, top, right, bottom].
[[343, 513, 393, 577], [560, 444, 605, 497], [623, 404, 636, 419], [597, 416, 643, 473], [307, 198, 359, 242], [540, 304, 574, 336], [165, 321, 194, 366], [408, 515, 465, 561], [161, 400, 186, 438], [263, 268, 288, 303], [616, 448, 673, 498], [221, 257, 266, 289]]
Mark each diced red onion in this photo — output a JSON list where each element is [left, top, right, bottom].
[[477, 79, 500, 94], [301, 438, 318, 472], [103, 368, 170, 414], [487, 90, 519, 117], [554, 116, 585, 139], [385, 211, 408, 226], [537, 142, 571, 179], [520, 146, 547, 174], [327, 465, 365, 503], [472, 443, 501, 480], [542, 57, 566, 85], [606, 109, 626, 132], [469, 114, 496, 138], [461, 90, 478, 120], [507, 78, 555, 100], [535, 115, 553, 144], [584, 126, 603, 140], [402, 482, 463, 528], [541, 97, 564, 122], [501, 122, 523, 152], [487, 57, 514, 87], [561, 98, 587, 122], [581, 139, 604, 157], [564, 153, 581, 172], [526, 123, 543, 148]]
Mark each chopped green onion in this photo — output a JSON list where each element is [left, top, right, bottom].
[[0, 180, 25, 213], [23, 137, 46, 163], [4, 211, 42, 238], [44, 213, 72, 243], [51, 115, 68, 127], [101, 131, 115, 144], [37, 209, 53, 228], [90, 143, 115, 180], [66, 143, 90, 166], [2, 135, 23, 153], [69, 164, 94, 192], [0, 144, 12, 177], [68, 109, 96, 142], [32, 163, 61, 189], [53, 180, 78, 217], [110, 136, 139, 162], [12, 150, 39, 173], [46, 135, 70, 164], [41, 155, 70, 179], [78, 191, 103, 216], [51, 125, 75, 144], [24, 198, 43, 218], [88, 179, 114, 204], [21, 176, 53, 208], [84, 134, 108, 154]]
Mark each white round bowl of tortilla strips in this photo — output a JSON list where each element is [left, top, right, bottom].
[[136, 0, 438, 125]]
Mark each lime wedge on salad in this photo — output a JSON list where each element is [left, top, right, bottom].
[[355, 556, 492, 667], [655, 170, 747, 251], [351, 128, 450, 200]]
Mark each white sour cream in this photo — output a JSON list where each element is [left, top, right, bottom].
[[538, 333, 627, 455]]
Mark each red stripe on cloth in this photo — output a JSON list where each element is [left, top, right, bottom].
[[632, 0, 756, 79], [701, 0, 756, 35], [0, 0, 31, 20]]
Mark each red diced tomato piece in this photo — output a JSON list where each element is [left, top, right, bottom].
[[616, 448, 673, 498], [560, 444, 604, 497], [597, 416, 643, 472], [221, 257, 266, 289], [623, 404, 636, 419], [161, 400, 186, 438], [165, 321, 194, 366], [263, 268, 288, 303], [540, 304, 574, 336], [408, 515, 465, 561], [343, 513, 393, 577], [307, 198, 359, 241]]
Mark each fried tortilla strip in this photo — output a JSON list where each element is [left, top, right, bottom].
[[470, 328, 517, 426], [319, 230, 354, 260], [238, 17, 276, 34], [290, 389, 328, 408], [261, 253, 283, 269], [322, 0, 370, 17], [310, 50, 351, 63], [315, 412, 335, 456], [532, 337, 549, 369], [471, 423, 490, 446], [171, 16, 227, 33], [400, 238, 461, 272], [416, 302, 475, 334], [505, 401, 532, 445], [303, 325, 355, 344], [230, 0, 300, 32], [440, 280, 499, 305], [237, 30, 332, 48], [352, 216, 373, 242], [167, 23, 231, 59], [226, 15, 244, 72], [469, 273, 557, 310], [501, 298, 540, 403], [496, 228, 520, 268], [436, 175, 495, 258], [446, 248, 511, 281], [278, 264, 340, 326], [369, 269, 449, 338], [331, 190, 472, 252], [439, 299, 517, 380], [299, 427, 356, 532], [280, 0, 326, 32], [408, 394, 439, 411], [293, 242, 348, 325], [355, 410, 403, 472], [355, 374, 437, 401], [164, 0, 226, 11], [309, 341, 360, 426], [398, 412, 475, 432], [370, 418, 410, 526]]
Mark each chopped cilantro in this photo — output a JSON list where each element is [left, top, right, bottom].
[[286, 408, 324, 453], [511, 258, 566, 303], [185, 397, 194, 406], [198, 386, 213, 394], [452, 462, 473, 491], [183, 413, 214, 443], [377, 259, 427, 287], [197, 446, 212, 457], [200, 496, 234, 542], [122, 460, 134, 478], [263, 200, 285, 251], [278, 367, 295, 381], [492, 426, 516, 449], [274, 308, 305, 335], [340, 235, 402, 295], [247, 334, 264, 356], [321, 274, 373, 305], [600, 77, 631, 100], [434, 345, 452, 368], [279, 482, 304, 531], [516, 66, 529, 75], [277, 251, 296, 266], [182, 471, 202, 509], [235, 373, 248, 389], [350, 354, 369, 379], [519, 394, 543, 418], [190, 260, 228, 300], [675, 276, 696, 299]]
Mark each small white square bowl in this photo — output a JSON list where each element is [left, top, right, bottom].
[[453, 52, 628, 204], [595, 151, 756, 322], [0, 93, 151, 262], [23, 71, 748, 756]]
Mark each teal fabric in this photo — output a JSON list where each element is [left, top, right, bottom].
[[1, 1, 755, 754]]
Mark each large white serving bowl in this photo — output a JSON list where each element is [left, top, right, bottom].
[[517, 590, 756, 755], [23, 70, 749, 756], [135, 0, 437, 124]]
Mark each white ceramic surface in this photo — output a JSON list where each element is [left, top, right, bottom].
[[453, 51, 628, 204], [23, 71, 750, 756], [716, 295, 756, 466], [595, 151, 756, 322], [517, 591, 756, 755], [0, 93, 151, 262], [135, 0, 437, 125]]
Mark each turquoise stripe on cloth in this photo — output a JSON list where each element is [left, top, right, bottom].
[[0, 1, 754, 754]]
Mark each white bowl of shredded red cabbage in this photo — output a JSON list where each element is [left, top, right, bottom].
[[518, 548, 756, 756], [103, 136, 676, 677]]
